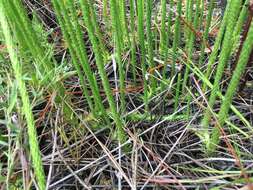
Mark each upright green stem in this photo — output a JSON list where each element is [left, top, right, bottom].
[[79, 0, 127, 143], [174, 73, 181, 112], [88, 0, 108, 55], [5, 0, 78, 125], [160, 0, 167, 54], [137, 0, 148, 111], [0, 6, 46, 189], [171, 0, 182, 77], [232, 0, 250, 52], [167, 0, 173, 46], [199, 0, 215, 65], [162, 0, 173, 83], [185, 0, 194, 40], [67, 0, 109, 120], [109, 0, 126, 111], [199, 0, 205, 31], [129, 0, 137, 84], [208, 19, 253, 153], [52, 0, 95, 115], [5, 0, 54, 77], [201, 0, 241, 137], [146, 0, 156, 90], [103, 0, 108, 24], [203, 1, 231, 91], [118, 0, 129, 43], [182, 0, 201, 93]]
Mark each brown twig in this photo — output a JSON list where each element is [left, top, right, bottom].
[[179, 16, 213, 53]]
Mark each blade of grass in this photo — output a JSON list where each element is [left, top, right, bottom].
[[5, 0, 54, 77], [198, 0, 205, 31], [166, 0, 173, 48], [174, 73, 181, 111]]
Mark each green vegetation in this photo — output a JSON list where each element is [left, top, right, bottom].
[[1, 0, 253, 189], [209, 19, 253, 152], [78, 0, 126, 143], [0, 4, 46, 189], [201, 0, 242, 146]]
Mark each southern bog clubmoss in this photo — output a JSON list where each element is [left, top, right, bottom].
[[3, 0, 80, 126], [109, 0, 126, 111], [137, 0, 149, 111], [208, 16, 253, 153], [1, 0, 253, 188], [201, 0, 242, 145], [78, 0, 127, 143], [0, 4, 46, 189]]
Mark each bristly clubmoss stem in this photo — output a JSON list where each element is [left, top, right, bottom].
[[109, 0, 126, 112], [0, 5, 46, 189], [171, 0, 182, 77], [146, 0, 156, 90], [201, 0, 241, 146], [137, 0, 148, 111], [208, 5, 253, 153], [79, 0, 127, 144], [129, 0, 137, 84]]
